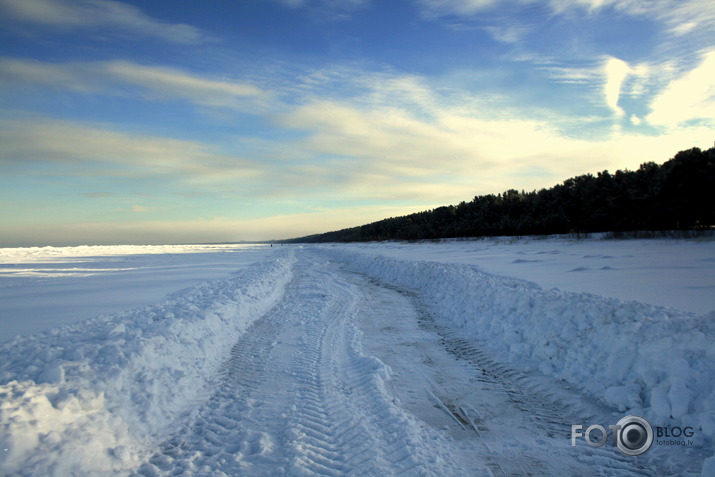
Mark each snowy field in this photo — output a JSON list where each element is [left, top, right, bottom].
[[324, 236, 715, 316], [0, 237, 713, 475], [0, 244, 277, 340]]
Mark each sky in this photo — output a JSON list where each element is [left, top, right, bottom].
[[0, 0, 714, 246]]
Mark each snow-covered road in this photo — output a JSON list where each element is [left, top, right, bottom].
[[2, 244, 713, 475], [136, 250, 702, 476], [140, 251, 432, 475]]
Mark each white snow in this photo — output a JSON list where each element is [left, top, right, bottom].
[[1, 248, 294, 475], [324, 235, 715, 316], [0, 236, 713, 476], [0, 244, 278, 341], [322, 244, 715, 435]]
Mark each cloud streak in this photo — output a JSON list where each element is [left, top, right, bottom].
[[416, 0, 715, 42], [0, 58, 270, 112], [0, 117, 262, 183], [0, 0, 207, 43], [415, 0, 502, 17], [272, 0, 371, 19]]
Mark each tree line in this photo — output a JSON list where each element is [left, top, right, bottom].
[[285, 146, 715, 243]]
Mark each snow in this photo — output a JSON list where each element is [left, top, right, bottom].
[[0, 244, 278, 341], [322, 244, 715, 438], [324, 235, 715, 315], [1, 248, 294, 475], [1, 237, 713, 475]]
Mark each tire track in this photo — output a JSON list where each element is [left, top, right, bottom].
[[420, 319, 658, 477], [285, 263, 424, 475], [136, 253, 433, 476], [136, 284, 291, 476], [352, 274, 663, 476]]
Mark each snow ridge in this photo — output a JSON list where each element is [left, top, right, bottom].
[[326, 249, 715, 446], [0, 250, 295, 476]]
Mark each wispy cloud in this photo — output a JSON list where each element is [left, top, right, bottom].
[[0, 58, 106, 93], [277, 78, 599, 198], [272, 0, 371, 20], [0, 58, 270, 111], [0, 0, 207, 43], [482, 25, 530, 44], [414, 0, 502, 17], [548, 0, 715, 39], [274, 64, 715, 200], [275, 0, 369, 8], [0, 117, 262, 183], [104, 61, 271, 109], [415, 0, 715, 42], [544, 47, 715, 128]]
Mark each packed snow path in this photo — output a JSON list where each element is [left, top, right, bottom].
[[134, 250, 679, 476]]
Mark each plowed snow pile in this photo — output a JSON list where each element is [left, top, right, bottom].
[[1, 250, 294, 474], [326, 248, 715, 440]]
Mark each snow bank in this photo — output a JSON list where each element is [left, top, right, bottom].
[[327, 249, 715, 443], [329, 237, 715, 315], [0, 250, 295, 476]]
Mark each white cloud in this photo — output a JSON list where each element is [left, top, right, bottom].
[[603, 57, 630, 116], [0, 58, 270, 111], [482, 25, 530, 43], [548, 0, 715, 38], [275, 65, 715, 204], [0, 117, 262, 183], [547, 0, 617, 15], [415, 0, 715, 42], [621, 63, 652, 97], [541, 62, 601, 86], [103, 61, 270, 109], [646, 48, 715, 128], [277, 91, 595, 199], [655, 0, 715, 37], [272, 0, 370, 20], [415, 0, 503, 17], [0, 0, 206, 43], [0, 58, 103, 93], [276, 0, 369, 8]]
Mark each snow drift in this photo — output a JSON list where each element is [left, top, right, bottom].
[[0, 250, 295, 475], [327, 248, 715, 444]]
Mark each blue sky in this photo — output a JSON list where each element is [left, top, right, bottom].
[[1, 0, 714, 246]]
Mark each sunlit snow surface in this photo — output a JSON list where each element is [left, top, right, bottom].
[[0, 237, 713, 476], [2, 237, 712, 344], [329, 236, 715, 316], [0, 244, 276, 340]]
